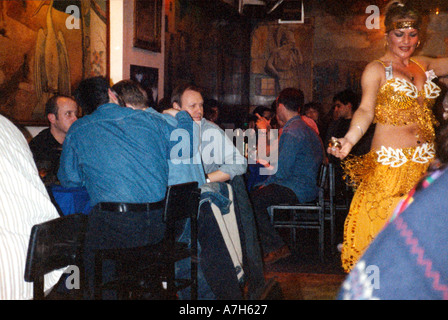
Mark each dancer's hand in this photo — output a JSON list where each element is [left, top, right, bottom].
[[327, 137, 353, 159]]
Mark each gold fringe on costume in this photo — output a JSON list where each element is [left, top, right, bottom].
[[340, 143, 435, 273]]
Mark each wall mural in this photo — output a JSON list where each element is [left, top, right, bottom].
[[251, 20, 314, 107], [0, 0, 108, 125]]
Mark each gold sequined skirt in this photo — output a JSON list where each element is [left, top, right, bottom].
[[340, 143, 435, 273]]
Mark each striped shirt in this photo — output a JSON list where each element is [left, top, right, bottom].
[[0, 115, 61, 300]]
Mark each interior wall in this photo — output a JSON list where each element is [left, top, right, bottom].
[[27, 0, 165, 136], [110, 0, 124, 84], [164, 0, 251, 127], [251, 6, 448, 119], [24, 2, 448, 135], [122, 0, 165, 102]]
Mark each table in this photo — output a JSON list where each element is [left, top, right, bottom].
[[49, 185, 92, 216]]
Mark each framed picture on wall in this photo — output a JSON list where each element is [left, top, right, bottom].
[[0, 0, 109, 125], [130, 65, 159, 106], [133, 0, 162, 52]]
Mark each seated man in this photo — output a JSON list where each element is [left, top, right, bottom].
[[0, 115, 61, 300], [58, 76, 196, 299], [29, 94, 78, 185], [110, 80, 206, 188], [170, 84, 266, 299], [111, 80, 255, 299], [250, 88, 325, 264], [171, 83, 247, 183]]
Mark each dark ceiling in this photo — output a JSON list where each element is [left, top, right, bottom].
[[188, 0, 448, 19]]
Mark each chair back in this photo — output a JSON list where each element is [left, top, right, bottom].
[[163, 182, 200, 247], [327, 163, 336, 199], [316, 163, 328, 204], [24, 213, 87, 299], [318, 163, 328, 187], [267, 162, 329, 261]]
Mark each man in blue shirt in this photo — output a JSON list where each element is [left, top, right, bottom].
[[250, 88, 325, 265], [59, 78, 194, 206], [58, 76, 195, 299]]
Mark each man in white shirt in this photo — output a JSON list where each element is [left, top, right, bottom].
[[0, 115, 61, 300]]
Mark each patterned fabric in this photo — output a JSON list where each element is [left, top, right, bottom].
[[374, 59, 440, 143], [339, 167, 448, 300], [340, 60, 439, 273], [390, 165, 444, 222], [0, 115, 61, 300], [341, 144, 434, 273]]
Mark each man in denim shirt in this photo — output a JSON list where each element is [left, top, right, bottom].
[[250, 88, 325, 265], [58, 77, 196, 299], [58, 79, 194, 205]]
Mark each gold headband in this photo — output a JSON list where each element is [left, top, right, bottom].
[[386, 20, 420, 32]]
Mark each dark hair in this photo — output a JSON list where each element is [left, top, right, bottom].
[[384, 1, 422, 33], [436, 124, 448, 166], [156, 96, 172, 112], [252, 106, 272, 117], [45, 94, 73, 118], [170, 83, 203, 107], [333, 89, 360, 112], [74, 76, 110, 115], [111, 79, 148, 110], [203, 99, 220, 120], [301, 102, 322, 116], [276, 88, 304, 113]]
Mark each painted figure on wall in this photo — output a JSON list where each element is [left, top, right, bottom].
[[0, 1, 82, 123], [265, 27, 303, 91], [33, 0, 71, 119], [0, 0, 107, 124]]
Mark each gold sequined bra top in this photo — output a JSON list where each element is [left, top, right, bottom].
[[374, 59, 441, 142]]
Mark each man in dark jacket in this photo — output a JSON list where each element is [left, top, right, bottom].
[[29, 94, 78, 184]]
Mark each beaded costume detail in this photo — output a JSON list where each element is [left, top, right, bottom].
[[341, 144, 434, 273], [374, 60, 441, 143], [340, 59, 439, 273]]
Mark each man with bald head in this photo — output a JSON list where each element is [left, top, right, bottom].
[[29, 94, 78, 184]]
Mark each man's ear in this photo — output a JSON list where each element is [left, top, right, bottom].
[[47, 113, 56, 124], [108, 89, 119, 104], [173, 102, 182, 111]]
